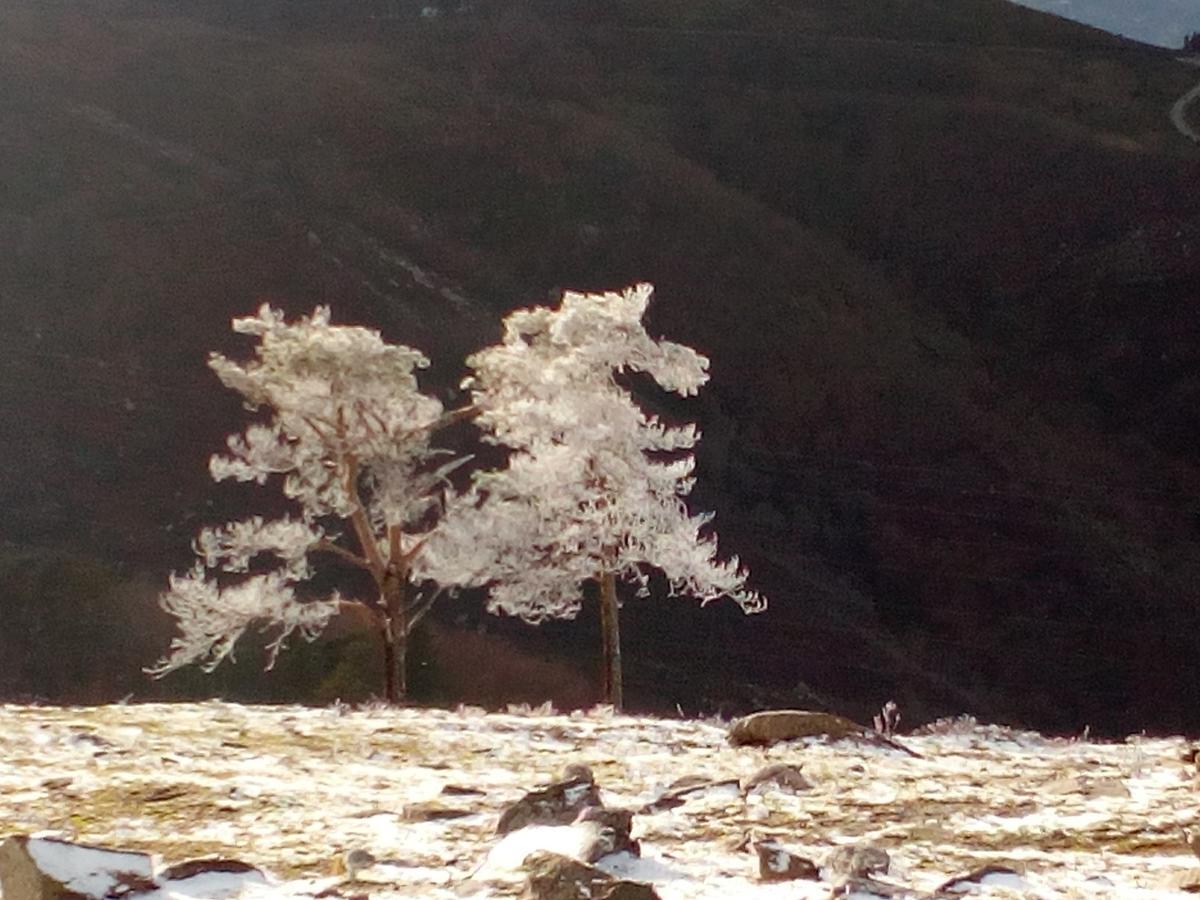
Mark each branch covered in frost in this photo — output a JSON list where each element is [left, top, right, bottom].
[[206, 305, 448, 524], [193, 516, 322, 579], [146, 566, 340, 677], [423, 283, 765, 622], [155, 305, 470, 682]]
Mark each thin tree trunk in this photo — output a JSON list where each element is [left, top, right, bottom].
[[379, 613, 399, 704], [598, 571, 623, 711], [380, 570, 408, 704]]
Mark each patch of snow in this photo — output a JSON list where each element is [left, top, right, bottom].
[[26, 838, 153, 896], [2, 703, 1198, 900]]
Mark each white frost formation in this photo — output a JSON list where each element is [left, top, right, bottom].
[[423, 283, 765, 622], [150, 306, 454, 679]]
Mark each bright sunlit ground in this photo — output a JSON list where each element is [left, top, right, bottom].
[[2, 702, 1199, 898]]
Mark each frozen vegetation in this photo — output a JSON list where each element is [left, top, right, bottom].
[[152, 285, 762, 708], [2, 702, 1200, 898]]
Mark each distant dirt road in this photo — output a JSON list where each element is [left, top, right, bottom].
[[1171, 58, 1200, 143]]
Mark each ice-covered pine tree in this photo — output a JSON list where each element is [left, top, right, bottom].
[[423, 283, 766, 710], [147, 306, 466, 703]]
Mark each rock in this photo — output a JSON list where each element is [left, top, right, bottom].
[[521, 851, 659, 900], [158, 858, 262, 881], [0, 835, 155, 900], [574, 806, 639, 861], [933, 864, 1028, 894], [1186, 827, 1200, 861], [1083, 777, 1131, 799], [829, 874, 916, 898], [728, 710, 867, 747], [497, 771, 602, 835], [824, 843, 890, 879], [741, 763, 812, 794], [1042, 774, 1130, 799], [0, 836, 268, 900], [753, 839, 818, 882], [403, 800, 473, 821], [560, 763, 595, 783], [665, 774, 710, 792], [440, 783, 486, 796], [639, 777, 740, 813], [334, 849, 376, 881], [1157, 867, 1200, 892]]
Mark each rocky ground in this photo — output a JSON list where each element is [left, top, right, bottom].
[[1, 702, 1199, 898]]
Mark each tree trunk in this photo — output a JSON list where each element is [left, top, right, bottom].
[[379, 615, 399, 704], [598, 571, 623, 711], [380, 571, 408, 704]]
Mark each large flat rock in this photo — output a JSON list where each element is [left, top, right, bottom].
[[727, 709, 866, 747]]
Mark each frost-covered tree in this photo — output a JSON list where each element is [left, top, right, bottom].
[[423, 284, 766, 709], [148, 306, 465, 703]]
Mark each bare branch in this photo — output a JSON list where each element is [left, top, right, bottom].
[[313, 538, 371, 571], [405, 586, 444, 633], [434, 403, 480, 431]]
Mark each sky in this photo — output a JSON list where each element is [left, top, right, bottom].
[[1008, 0, 1200, 47]]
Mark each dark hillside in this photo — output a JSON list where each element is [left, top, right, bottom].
[[0, 0, 1197, 732]]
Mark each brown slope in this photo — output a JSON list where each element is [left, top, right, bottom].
[[0, 1, 1197, 733]]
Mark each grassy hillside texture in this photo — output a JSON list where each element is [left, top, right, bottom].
[[1, 0, 1198, 732]]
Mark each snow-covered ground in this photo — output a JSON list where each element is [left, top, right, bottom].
[[2, 702, 1199, 898]]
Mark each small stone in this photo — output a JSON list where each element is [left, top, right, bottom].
[[336, 849, 376, 881], [574, 806, 639, 861], [138, 785, 189, 803], [825, 843, 890, 879], [159, 858, 262, 881], [666, 774, 711, 792], [521, 851, 660, 900], [728, 710, 867, 747], [402, 801, 472, 821], [561, 763, 595, 783], [741, 763, 812, 794], [1186, 828, 1200, 861], [1083, 777, 1131, 799], [1041, 774, 1083, 794], [934, 864, 1028, 894], [1042, 774, 1130, 799], [753, 840, 819, 882], [1157, 867, 1200, 892], [440, 784, 486, 796], [639, 777, 740, 813], [497, 772, 601, 834], [829, 874, 916, 898]]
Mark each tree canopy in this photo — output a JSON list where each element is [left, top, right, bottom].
[[153, 289, 763, 707], [148, 306, 462, 701], [424, 284, 764, 705]]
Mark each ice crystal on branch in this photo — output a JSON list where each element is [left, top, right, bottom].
[[423, 284, 764, 706], [150, 306, 461, 701]]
